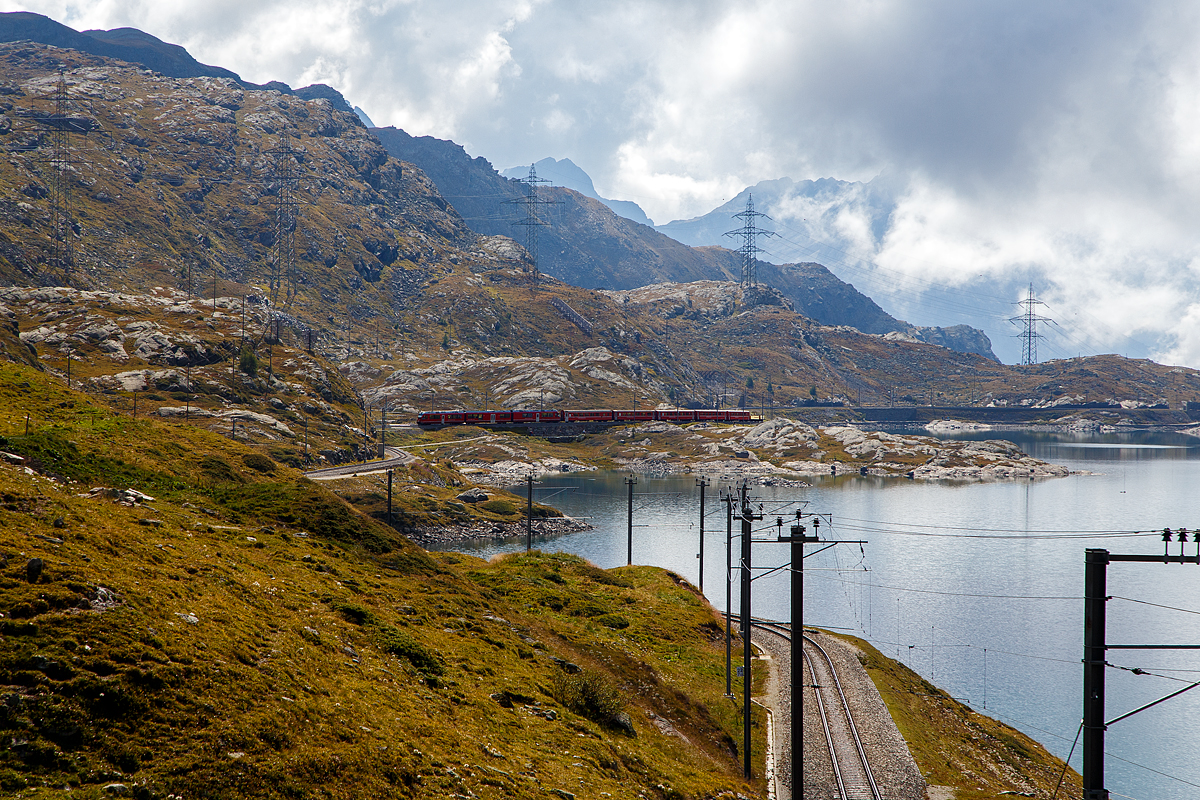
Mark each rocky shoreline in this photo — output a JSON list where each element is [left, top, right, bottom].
[[407, 515, 591, 546]]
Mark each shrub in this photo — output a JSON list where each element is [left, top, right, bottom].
[[550, 670, 626, 729], [375, 625, 443, 676], [242, 452, 276, 473], [239, 347, 258, 376], [598, 614, 630, 630], [199, 455, 242, 484], [480, 499, 517, 516]]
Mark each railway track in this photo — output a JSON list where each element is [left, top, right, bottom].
[[752, 620, 881, 800]]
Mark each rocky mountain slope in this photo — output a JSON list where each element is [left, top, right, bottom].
[[371, 126, 738, 288], [375, 131, 998, 358], [0, 43, 1196, 424], [757, 261, 998, 360], [0, 41, 482, 326]]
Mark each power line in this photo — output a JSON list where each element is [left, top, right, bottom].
[[806, 570, 1082, 600], [830, 515, 1152, 537], [1110, 596, 1200, 616]]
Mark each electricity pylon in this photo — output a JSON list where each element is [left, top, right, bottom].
[[723, 194, 775, 287], [1010, 283, 1052, 365], [264, 131, 300, 308], [508, 164, 555, 285]]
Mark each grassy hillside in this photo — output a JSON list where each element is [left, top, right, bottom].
[[837, 633, 1083, 800], [0, 361, 767, 798]]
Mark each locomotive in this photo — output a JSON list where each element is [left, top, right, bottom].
[[416, 408, 755, 426]]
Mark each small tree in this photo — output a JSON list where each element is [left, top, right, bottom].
[[239, 347, 258, 377], [746, 376, 754, 390]]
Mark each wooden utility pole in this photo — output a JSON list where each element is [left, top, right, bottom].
[[526, 475, 534, 551], [626, 476, 637, 565], [696, 477, 709, 593]]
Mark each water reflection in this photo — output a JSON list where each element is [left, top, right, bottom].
[[427, 429, 1200, 800]]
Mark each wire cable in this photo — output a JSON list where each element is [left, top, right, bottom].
[[1110, 596, 1200, 617]]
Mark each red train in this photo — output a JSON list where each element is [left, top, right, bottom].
[[416, 408, 754, 426]]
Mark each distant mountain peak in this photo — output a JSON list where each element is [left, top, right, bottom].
[[501, 157, 653, 226]]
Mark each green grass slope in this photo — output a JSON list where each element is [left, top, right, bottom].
[[837, 633, 1082, 800], [0, 362, 763, 799]]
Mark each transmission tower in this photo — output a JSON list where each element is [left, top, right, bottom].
[[723, 194, 776, 287], [264, 131, 301, 308], [508, 165, 556, 284], [1010, 283, 1052, 365], [14, 72, 96, 283]]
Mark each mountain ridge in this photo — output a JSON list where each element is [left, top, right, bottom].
[[0, 11, 355, 113], [500, 156, 654, 226]]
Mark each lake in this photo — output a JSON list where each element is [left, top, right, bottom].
[[430, 428, 1200, 800]]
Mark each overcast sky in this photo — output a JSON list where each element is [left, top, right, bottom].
[[10, 1, 1200, 366]]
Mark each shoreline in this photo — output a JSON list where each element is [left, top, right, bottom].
[[407, 515, 591, 546]]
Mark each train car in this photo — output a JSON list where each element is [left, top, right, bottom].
[[694, 410, 720, 422], [613, 409, 654, 422], [655, 409, 696, 423], [463, 411, 513, 424], [419, 411, 468, 425], [566, 409, 615, 422], [511, 409, 564, 423], [718, 410, 753, 423]]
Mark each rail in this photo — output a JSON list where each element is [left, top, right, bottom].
[[751, 620, 881, 800]]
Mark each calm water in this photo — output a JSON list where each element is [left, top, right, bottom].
[[432, 429, 1200, 800]]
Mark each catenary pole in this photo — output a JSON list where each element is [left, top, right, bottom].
[[1083, 548, 1108, 799], [725, 493, 734, 697], [696, 477, 708, 593], [526, 474, 534, 551], [626, 476, 637, 565], [740, 483, 752, 779]]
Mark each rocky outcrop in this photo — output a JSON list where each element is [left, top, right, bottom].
[[598, 280, 793, 320], [909, 324, 998, 361]]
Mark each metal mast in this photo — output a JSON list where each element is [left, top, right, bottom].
[[265, 131, 300, 308], [723, 194, 775, 287], [510, 165, 554, 284], [1010, 283, 1052, 365], [20, 71, 94, 282]]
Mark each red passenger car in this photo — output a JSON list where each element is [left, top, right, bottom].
[[464, 411, 514, 424], [566, 409, 615, 422], [655, 409, 695, 423], [511, 409, 564, 423], [614, 409, 654, 422]]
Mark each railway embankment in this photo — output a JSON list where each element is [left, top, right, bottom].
[[753, 625, 1084, 800]]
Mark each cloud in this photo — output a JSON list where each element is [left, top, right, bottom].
[[9, 0, 1200, 363]]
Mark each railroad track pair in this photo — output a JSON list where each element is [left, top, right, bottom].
[[752, 620, 882, 800]]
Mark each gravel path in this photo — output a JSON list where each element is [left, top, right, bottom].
[[753, 626, 926, 800]]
